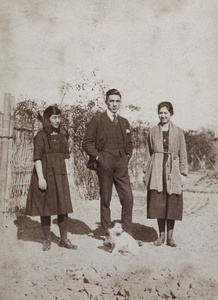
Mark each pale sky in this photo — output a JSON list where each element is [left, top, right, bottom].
[[0, 0, 218, 132]]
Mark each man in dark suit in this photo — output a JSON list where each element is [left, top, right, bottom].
[[82, 89, 134, 235]]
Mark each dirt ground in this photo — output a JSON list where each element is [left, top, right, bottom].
[[1, 171, 218, 300]]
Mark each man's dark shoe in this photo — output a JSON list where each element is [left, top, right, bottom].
[[103, 232, 112, 247], [91, 227, 107, 240], [59, 238, 78, 250], [42, 239, 51, 251]]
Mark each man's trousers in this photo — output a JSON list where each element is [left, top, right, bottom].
[[97, 151, 133, 234]]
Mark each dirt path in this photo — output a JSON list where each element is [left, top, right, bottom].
[[1, 175, 218, 299]]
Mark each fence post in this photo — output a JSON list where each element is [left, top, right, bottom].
[[0, 93, 14, 216]]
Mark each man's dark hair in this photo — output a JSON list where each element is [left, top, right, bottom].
[[106, 89, 121, 102]]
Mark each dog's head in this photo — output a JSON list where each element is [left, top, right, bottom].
[[108, 222, 125, 236], [104, 222, 124, 246]]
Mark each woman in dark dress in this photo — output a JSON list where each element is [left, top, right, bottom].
[[26, 105, 77, 251], [143, 102, 188, 247]]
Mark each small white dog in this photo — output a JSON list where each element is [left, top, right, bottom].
[[104, 222, 139, 256]]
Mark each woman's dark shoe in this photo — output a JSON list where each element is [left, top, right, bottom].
[[42, 239, 51, 251], [59, 238, 77, 250], [166, 238, 177, 247], [154, 236, 165, 246], [137, 240, 143, 247]]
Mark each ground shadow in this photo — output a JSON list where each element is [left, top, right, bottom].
[[53, 217, 92, 235], [132, 222, 158, 242], [14, 216, 157, 247], [14, 216, 59, 245], [14, 216, 92, 246], [91, 220, 158, 243]]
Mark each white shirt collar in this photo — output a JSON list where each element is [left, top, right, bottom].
[[107, 109, 118, 122]]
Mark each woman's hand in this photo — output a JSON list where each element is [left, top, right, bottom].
[[38, 178, 47, 190], [35, 160, 46, 190]]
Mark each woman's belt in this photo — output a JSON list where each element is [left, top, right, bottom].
[[152, 151, 178, 179]]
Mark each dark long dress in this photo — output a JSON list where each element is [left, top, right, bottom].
[[26, 130, 73, 216], [147, 131, 183, 221]]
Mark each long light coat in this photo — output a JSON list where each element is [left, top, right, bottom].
[[143, 122, 188, 195]]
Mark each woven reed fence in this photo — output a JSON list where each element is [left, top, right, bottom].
[[11, 128, 34, 200]]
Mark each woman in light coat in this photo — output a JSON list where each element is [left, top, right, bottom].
[[143, 102, 188, 247]]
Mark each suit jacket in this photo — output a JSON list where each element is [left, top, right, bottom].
[[82, 112, 133, 170]]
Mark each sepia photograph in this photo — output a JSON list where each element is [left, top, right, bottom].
[[0, 1, 218, 299]]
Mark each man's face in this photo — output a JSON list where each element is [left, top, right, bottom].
[[106, 95, 121, 113]]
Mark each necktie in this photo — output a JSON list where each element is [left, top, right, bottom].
[[113, 113, 117, 125]]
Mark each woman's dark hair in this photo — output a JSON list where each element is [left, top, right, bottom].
[[43, 105, 61, 135], [158, 101, 174, 115]]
